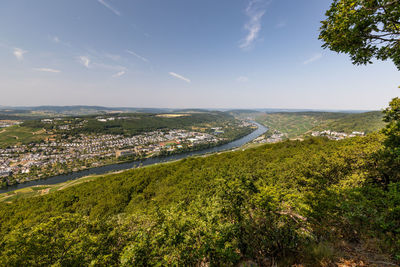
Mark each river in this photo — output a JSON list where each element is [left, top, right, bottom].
[[0, 122, 267, 193]]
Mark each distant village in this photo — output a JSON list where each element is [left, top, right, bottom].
[[252, 129, 366, 144], [311, 130, 365, 140], [0, 120, 21, 128], [253, 131, 285, 144]]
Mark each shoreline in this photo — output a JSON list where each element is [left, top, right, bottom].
[[0, 123, 266, 194], [0, 148, 237, 202], [0, 129, 252, 189]]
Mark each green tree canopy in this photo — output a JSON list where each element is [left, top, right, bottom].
[[381, 97, 400, 182], [319, 0, 400, 69], [383, 97, 400, 149]]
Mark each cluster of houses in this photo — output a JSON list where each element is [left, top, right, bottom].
[[253, 131, 285, 144], [96, 116, 130, 122], [0, 120, 21, 128], [253, 128, 366, 145], [42, 118, 88, 131], [0, 129, 221, 184], [311, 130, 365, 140]]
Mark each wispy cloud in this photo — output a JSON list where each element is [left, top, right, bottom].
[[239, 0, 270, 50], [112, 70, 126, 77], [126, 50, 149, 62], [169, 72, 191, 83], [303, 53, 322, 65], [50, 35, 71, 47], [33, 68, 61, 73], [236, 76, 249, 82], [78, 53, 127, 75], [13, 48, 27, 61], [78, 56, 90, 68], [97, 0, 121, 16]]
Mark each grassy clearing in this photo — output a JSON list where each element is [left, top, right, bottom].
[[155, 114, 190, 118], [0, 175, 100, 203]]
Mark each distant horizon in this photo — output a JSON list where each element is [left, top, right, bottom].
[[0, 104, 379, 113]]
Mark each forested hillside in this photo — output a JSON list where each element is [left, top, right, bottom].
[[256, 111, 385, 138], [1, 131, 399, 265], [313, 111, 385, 134]]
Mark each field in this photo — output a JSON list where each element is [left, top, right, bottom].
[[0, 175, 99, 203], [0, 125, 48, 147], [155, 114, 190, 118]]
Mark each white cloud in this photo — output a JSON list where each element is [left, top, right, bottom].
[[236, 76, 249, 82], [239, 0, 270, 50], [13, 48, 27, 61], [126, 50, 149, 62], [303, 53, 322, 65], [97, 0, 121, 16], [169, 72, 191, 83], [78, 54, 127, 74], [33, 68, 61, 73], [112, 70, 126, 77], [78, 56, 90, 68]]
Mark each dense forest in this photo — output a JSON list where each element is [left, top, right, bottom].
[[0, 99, 399, 265]]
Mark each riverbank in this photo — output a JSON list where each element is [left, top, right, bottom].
[[0, 122, 267, 194], [0, 136, 266, 203], [1, 125, 254, 188], [0, 148, 231, 203]]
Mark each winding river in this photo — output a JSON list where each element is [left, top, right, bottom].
[[0, 122, 267, 193]]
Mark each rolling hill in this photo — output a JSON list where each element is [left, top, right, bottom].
[[256, 111, 385, 138]]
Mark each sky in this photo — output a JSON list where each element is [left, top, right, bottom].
[[0, 0, 398, 110]]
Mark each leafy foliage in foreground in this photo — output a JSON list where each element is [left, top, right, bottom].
[[320, 0, 400, 70], [0, 131, 398, 265]]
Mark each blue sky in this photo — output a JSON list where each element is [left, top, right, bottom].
[[0, 0, 398, 110]]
